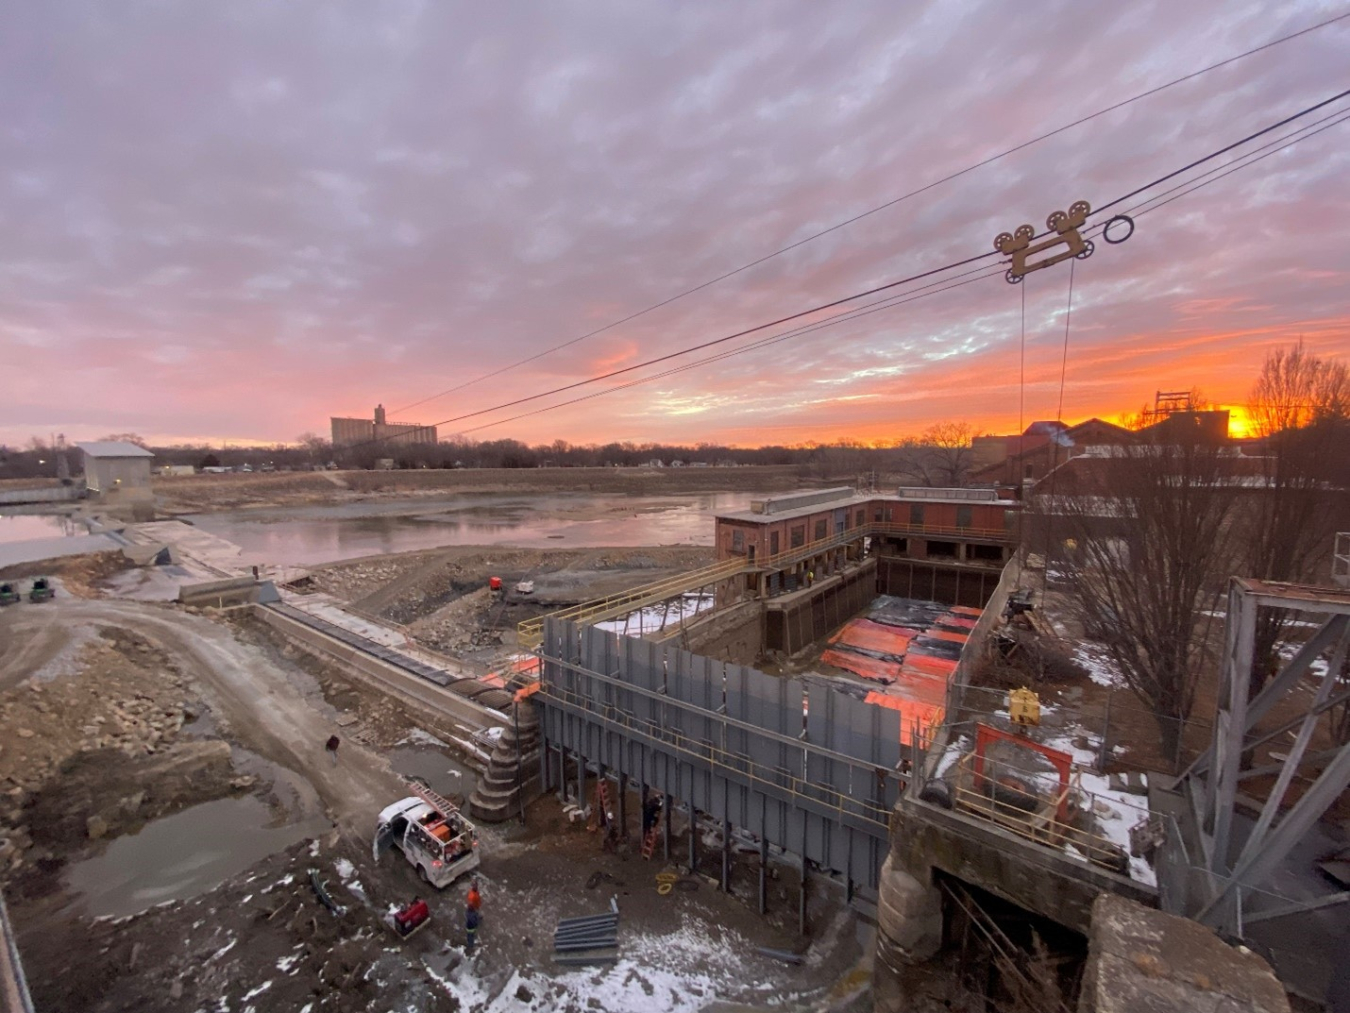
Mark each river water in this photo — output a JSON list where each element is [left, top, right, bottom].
[[0, 513, 83, 542], [184, 491, 754, 567]]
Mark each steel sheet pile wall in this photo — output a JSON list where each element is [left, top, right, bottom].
[[538, 619, 905, 890]]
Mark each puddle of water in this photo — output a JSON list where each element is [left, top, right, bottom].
[[388, 745, 475, 800], [64, 795, 331, 919], [186, 491, 755, 566], [0, 512, 83, 544]]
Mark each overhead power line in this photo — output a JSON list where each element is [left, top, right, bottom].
[[387, 10, 1350, 419], [341, 85, 1350, 453]]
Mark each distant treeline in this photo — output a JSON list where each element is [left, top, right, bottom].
[[0, 434, 977, 486]]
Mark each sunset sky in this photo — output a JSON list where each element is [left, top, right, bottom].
[[2, 2, 1347, 449]]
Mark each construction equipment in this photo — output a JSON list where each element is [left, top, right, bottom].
[[27, 578, 53, 603], [0, 583, 18, 607], [373, 781, 479, 889]]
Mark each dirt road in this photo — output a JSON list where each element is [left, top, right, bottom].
[[0, 599, 405, 832]]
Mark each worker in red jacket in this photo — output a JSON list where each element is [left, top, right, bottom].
[[466, 879, 482, 916]]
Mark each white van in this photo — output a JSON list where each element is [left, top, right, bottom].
[[373, 788, 479, 889]]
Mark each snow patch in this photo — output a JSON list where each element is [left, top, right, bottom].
[[1073, 643, 1126, 688], [241, 981, 271, 1001], [399, 727, 451, 749]]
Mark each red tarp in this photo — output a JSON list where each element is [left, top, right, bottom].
[[827, 618, 916, 658]]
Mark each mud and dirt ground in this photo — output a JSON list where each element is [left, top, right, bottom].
[[299, 544, 714, 660], [0, 580, 869, 1012]]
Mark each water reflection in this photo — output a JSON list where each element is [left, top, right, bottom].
[[188, 491, 754, 566], [0, 513, 83, 543]]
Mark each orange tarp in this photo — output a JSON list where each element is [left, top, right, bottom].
[[821, 649, 902, 682], [863, 692, 944, 746], [828, 618, 916, 658]]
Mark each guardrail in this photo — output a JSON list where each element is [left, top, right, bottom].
[[949, 754, 1151, 876]]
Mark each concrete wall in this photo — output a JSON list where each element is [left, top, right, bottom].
[[1080, 893, 1289, 1013], [252, 605, 506, 745], [875, 557, 1003, 608], [664, 598, 764, 664], [86, 457, 152, 496], [0, 485, 84, 506], [764, 559, 878, 656]]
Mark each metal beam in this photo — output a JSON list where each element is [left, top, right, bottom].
[[1241, 628, 1349, 857], [1240, 891, 1350, 926], [1207, 580, 1256, 872], [1199, 743, 1350, 927], [1186, 615, 1347, 778]]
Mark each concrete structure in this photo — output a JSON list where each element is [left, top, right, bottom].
[[330, 404, 437, 448], [712, 487, 1018, 640], [76, 441, 154, 500], [1079, 894, 1289, 1013], [714, 487, 1016, 568]]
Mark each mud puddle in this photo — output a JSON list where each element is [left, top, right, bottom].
[[63, 795, 331, 918], [388, 743, 476, 800]]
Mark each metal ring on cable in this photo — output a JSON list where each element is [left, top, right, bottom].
[[1102, 215, 1135, 244]]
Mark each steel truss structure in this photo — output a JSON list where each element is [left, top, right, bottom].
[[1176, 576, 1350, 933]]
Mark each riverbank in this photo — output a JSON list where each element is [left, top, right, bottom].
[[153, 464, 829, 512]]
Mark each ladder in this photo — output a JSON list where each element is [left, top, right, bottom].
[[408, 781, 477, 838], [587, 778, 612, 833], [640, 808, 662, 859]]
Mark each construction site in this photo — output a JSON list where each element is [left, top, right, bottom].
[[2, 8, 1349, 1010], [0, 452, 1346, 1013]]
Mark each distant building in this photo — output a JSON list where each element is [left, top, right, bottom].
[[330, 404, 437, 448], [971, 418, 1134, 487], [77, 441, 155, 500]]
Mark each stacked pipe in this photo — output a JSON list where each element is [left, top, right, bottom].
[[551, 898, 619, 965]]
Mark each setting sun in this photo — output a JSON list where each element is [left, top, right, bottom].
[[1222, 405, 1256, 439]]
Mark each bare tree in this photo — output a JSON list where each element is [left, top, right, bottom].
[[99, 432, 149, 447], [923, 421, 980, 485], [1242, 341, 1350, 696], [1054, 434, 1240, 762]]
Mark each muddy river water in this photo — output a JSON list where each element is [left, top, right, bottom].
[[183, 490, 754, 566]]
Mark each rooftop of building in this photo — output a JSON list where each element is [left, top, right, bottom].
[[76, 441, 155, 459], [715, 485, 1016, 523]]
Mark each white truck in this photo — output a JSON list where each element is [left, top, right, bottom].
[[373, 783, 479, 889]]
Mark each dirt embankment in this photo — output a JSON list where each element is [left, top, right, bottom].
[[153, 463, 823, 512], [0, 627, 244, 901], [0, 550, 132, 596], [303, 544, 715, 657]]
